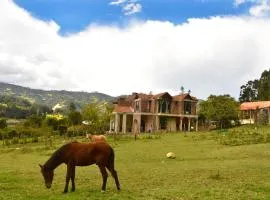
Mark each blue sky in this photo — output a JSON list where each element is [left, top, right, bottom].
[[1, 0, 270, 98], [14, 0, 252, 34]]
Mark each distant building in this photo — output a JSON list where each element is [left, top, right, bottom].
[[111, 92, 199, 133], [239, 101, 270, 124]]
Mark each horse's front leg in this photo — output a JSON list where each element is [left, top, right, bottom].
[[98, 165, 108, 192], [64, 163, 72, 193]]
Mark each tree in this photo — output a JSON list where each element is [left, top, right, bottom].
[[69, 102, 76, 112], [239, 69, 270, 102], [257, 69, 270, 100], [68, 111, 82, 125], [82, 99, 113, 133], [67, 102, 82, 125], [24, 114, 43, 128], [199, 95, 239, 129], [0, 118, 7, 129]]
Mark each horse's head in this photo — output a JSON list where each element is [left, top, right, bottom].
[[39, 164, 54, 189]]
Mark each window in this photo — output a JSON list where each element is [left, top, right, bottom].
[[148, 100, 152, 112], [159, 99, 170, 113], [184, 101, 191, 114]]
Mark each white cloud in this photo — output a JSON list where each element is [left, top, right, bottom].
[[249, 0, 270, 16], [234, 0, 270, 17], [109, 0, 126, 6], [1, 0, 270, 99], [109, 0, 142, 15], [123, 3, 142, 15]]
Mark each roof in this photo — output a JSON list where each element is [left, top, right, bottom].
[[153, 92, 172, 99], [173, 93, 198, 101], [113, 105, 134, 113], [116, 92, 198, 104], [240, 101, 270, 111]]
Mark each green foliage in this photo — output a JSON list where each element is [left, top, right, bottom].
[[192, 126, 270, 146], [0, 118, 7, 129], [66, 125, 88, 137], [239, 69, 270, 102], [45, 114, 68, 131], [24, 115, 43, 128], [199, 95, 239, 128], [0, 95, 51, 119], [69, 102, 76, 112], [0, 82, 114, 108], [68, 111, 82, 125], [82, 99, 113, 133], [217, 129, 268, 146], [58, 125, 68, 136]]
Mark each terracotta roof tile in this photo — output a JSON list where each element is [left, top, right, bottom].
[[173, 93, 198, 101], [113, 105, 134, 113], [240, 101, 270, 110]]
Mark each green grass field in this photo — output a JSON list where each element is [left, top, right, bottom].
[[1, 127, 270, 200]]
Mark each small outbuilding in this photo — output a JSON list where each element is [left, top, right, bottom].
[[240, 101, 270, 124]]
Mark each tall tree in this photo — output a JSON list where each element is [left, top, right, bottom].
[[239, 69, 270, 102], [199, 95, 239, 128], [257, 69, 270, 100]]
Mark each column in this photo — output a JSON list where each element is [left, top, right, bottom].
[[196, 118, 198, 132], [115, 113, 120, 133], [122, 114, 127, 134], [109, 119, 112, 133], [188, 118, 191, 132], [180, 117, 183, 132], [155, 115, 160, 131]]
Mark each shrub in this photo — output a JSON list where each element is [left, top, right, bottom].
[[0, 118, 7, 129], [67, 125, 88, 137], [59, 125, 68, 136], [24, 115, 43, 128]]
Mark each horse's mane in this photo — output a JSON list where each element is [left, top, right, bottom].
[[44, 141, 78, 170]]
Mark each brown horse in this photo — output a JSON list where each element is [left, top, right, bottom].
[[86, 133, 107, 142], [39, 141, 120, 193]]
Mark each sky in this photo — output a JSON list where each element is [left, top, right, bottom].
[[0, 0, 270, 100]]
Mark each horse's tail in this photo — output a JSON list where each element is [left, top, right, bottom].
[[108, 145, 121, 190], [108, 146, 115, 170]]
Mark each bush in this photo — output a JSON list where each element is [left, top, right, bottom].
[[24, 115, 43, 128], [46, 114, 68, 131], [59, 125, 68, 136], [67, 125, 88, 137], [7, 130, 18, 138], [0, 118, 7, 129], [217, 128, 270, 146]]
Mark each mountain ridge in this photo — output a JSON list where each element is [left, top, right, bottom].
[[0, 82, 115, 107]]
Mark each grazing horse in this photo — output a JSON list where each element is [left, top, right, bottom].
[[39, 141, 120, 193], [86, 133, 107, 143]]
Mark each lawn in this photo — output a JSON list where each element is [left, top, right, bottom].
[[0, 127, 270, 200]]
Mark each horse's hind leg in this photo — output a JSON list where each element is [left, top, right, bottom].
[[106, 165, 120, 191], [98, 165, 108, 192], [71, 166, 76, 192]]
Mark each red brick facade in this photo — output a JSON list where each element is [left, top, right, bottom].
[[112, 92, 199, 133]]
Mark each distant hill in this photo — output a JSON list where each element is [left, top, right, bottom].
[[0, 82, 115, 108]]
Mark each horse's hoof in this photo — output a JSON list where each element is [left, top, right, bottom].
[[101, 190, 105, 193], [63, 191, 68, 194]]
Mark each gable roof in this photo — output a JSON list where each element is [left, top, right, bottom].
[[173, 93, 198, 101], [240, 101, 270, 111], [153, 92, 172, 99]]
